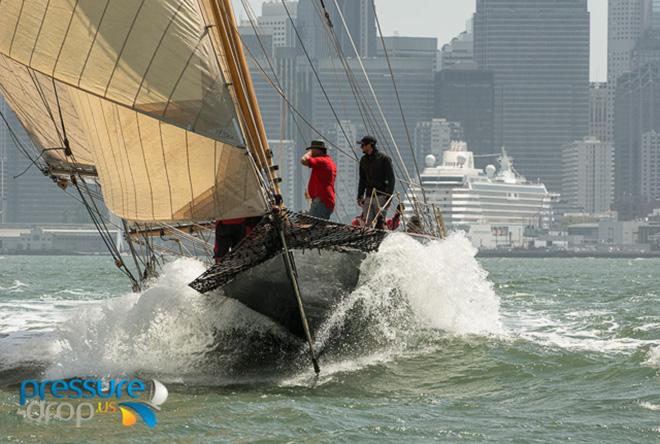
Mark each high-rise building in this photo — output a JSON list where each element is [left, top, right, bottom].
[[608, 0, 653, 144], [414, 119, 463, 159], [258, 1, 298, 51], [641, 130, 660, 199], [590, 82, 610, 143], [614, 62, 660, 217], [296, 0, 376, 59], [474, 0, 590, 193], [561, 137, 614, 214], [435, 68, 495, 163], [439, 21, 473, 71]]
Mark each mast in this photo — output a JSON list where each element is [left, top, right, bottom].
[[206, 0, 282, 202]]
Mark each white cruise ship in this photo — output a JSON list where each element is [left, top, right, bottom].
[[410, 142, 558, 247]]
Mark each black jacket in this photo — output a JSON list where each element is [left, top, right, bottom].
[[357, 149, 396, 199]]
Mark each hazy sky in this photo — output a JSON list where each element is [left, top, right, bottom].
[[233, 0, 608, 81]]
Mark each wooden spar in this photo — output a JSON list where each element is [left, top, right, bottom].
[[207, 0, 281, 199], [205, 0, 319, 373], [275, 215, 321, 375]]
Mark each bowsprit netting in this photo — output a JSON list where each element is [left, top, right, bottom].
[[188, 210, 387, 294]]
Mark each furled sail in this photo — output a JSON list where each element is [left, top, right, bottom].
[[0, 0, 270, 222]]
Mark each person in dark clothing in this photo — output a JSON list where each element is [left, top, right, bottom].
[[356, 136, 396, 229]]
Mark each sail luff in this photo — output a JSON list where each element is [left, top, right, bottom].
[[205, 0, 282, 201]]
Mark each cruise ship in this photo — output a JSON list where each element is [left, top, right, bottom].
[[411, 142, 558, 247]]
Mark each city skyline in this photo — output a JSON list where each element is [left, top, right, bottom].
[[233, 0, 608, 81]]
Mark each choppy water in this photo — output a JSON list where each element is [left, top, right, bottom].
[[0, 233, 658, 443]]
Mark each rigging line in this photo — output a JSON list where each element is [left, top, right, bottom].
[[72, 179, 139, 286], [310, 0, 374, 134], [239, 0, 346, 165], [279, 0, 356, 156], [12, 147, 65, 179], [310, 0, 394, 153], [369, 0, 430, 215], [329, 1, 415, 189], [317, 6, 418, 214], [309, 1, 415, 203], [238, 1, 310, 143], [26, 69, 64, 146], [242, 43, 356, 162]]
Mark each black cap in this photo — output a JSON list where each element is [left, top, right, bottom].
[[357, 135, 377, 146], [306, 140, 328, 151]]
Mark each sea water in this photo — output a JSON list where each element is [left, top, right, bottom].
[[0, 233, 658, 442]]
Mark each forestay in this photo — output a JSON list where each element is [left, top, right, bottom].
[[0, 0, 268, 222]]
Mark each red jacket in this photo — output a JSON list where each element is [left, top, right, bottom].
[[306, 155, 337, 210]]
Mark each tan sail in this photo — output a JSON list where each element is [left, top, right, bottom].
[[0, 0, 270, 222]]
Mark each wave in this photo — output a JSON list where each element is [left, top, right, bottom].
[[38, 232, 501, 384]]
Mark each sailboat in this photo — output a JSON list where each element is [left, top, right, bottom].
[[0, 0, 441, 373]]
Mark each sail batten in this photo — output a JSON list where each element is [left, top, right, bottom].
[[0, 0, 270, 222]]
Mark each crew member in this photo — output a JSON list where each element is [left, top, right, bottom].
[[301, 140, 336, 220], [356, 136, 395, 229]]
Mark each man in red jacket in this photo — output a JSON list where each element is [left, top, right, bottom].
[[300, 140, 337, 220]]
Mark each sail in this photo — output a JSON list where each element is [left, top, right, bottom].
[[0, 0, 269, 222]]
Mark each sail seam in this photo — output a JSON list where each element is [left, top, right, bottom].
[[27, 0, 50, 67], [161, 38, 206, 118], [7, 0, 25, 59], [114, 106, 140, 217], [134, 113, 157, 220], [77, 0, 111, 88], [131, 0, 185, 108], [184, 131, 196, 219], [158, 121, 175, 216], [52, 0, 80, 77], [103, 0, 146, 98], [99, 102, 129, 216]]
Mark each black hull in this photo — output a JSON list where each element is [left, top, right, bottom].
[[216, 249, 366, 339]]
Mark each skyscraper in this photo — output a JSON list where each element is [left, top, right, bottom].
[[614, 62, 660, 217], [258, 1, 298, 50], [296, 0, 376, 59], [474, 0, 590, 192], [608, 0, 653, 144]]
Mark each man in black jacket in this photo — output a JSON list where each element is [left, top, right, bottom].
[[356, 136, 396, 229]]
